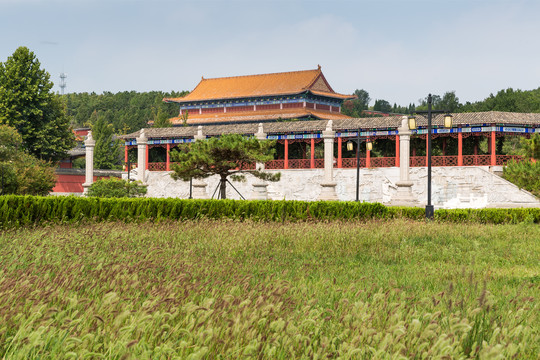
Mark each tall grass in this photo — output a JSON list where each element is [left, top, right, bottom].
[[0, 220, 538, 358]]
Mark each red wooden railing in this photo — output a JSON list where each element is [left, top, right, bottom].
[[341, 158, 366, 168], [148, 162, 166, 171], [144, 155, 524, 171], [265, 160, 285, 170], [496, 155, 522, 165], [369, 157, 396, 168], [432, 156, 459, 167], [463, 155, 491, 166], [264, 159, 324, 169]]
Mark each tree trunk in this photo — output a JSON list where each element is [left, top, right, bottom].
[[219, 176, 227, 199]]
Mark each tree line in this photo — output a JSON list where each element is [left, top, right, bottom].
[[342, 88, 540, 117], [65, 90, 187, 134]]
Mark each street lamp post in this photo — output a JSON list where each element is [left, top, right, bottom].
[[347, 129, 372, 202], [408, 94, 453, 219]]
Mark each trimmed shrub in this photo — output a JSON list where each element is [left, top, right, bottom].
[[0, 195, 539, 229], [87, 178, 147, 198]]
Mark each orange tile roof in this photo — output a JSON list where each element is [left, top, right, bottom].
[[310, 90, 353, 100], [169, 108, 351, 125], [164, 66, 354, 103]]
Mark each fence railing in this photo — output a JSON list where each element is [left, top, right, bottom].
[[144, 155, 524, 171]]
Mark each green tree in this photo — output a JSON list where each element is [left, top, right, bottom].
[[169, 134, 280, 199], [373, 99, 392, 112], [520, 134, 540, 160], [87, 178, 147, 198], [503, 159, 540, 197], [460, 87, 540, 113], [91, 111, 121, 170], [354, 89, 371, 110], [438, 91, 461, 112], [342, 89, 371, 117], [0, 124, 56, 195], [0, 46, 75, 161], [416, 92, 461, 112], [152, 107, 172, 128], [65, 90, 188, 133]]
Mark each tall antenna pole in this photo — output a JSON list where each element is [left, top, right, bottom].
[[59, 72, 67, 95]]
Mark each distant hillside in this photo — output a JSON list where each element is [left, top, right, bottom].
[[64, 90, 188, 134], [461, 87, 540, 113], [63, 87, 540, 135]]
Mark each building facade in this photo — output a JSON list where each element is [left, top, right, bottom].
[[163, 66, 354, 126], [120, 67, 540, 173]]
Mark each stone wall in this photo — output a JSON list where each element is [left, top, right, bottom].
[[127, 166, 539, 209]]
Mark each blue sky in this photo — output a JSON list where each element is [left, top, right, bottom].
[[1, 0, 539, 106]]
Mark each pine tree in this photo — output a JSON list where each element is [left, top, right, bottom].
[[0, 46, 75, 161], [91, 111, 121, 169], [152, 107, 172, 128], [170, 134, 280, 199]]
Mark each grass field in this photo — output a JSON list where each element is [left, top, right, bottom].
[[0, 219, 538, 359]]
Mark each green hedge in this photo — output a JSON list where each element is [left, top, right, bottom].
[[0, 195, 538, 229]]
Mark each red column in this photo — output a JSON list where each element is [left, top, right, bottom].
[[146, 145, 149, 170], [395, 135, 400, 167], [442, 138, 447, 156], [166, 143, 171, 171], [124, 145, 128, 164], [337, 137, 342, 168], [458, 132, 463, 166], [366, 144, 371, 168], [310, 138, 315, 169], [491, 130, 496, 166], [284, 139, 289, 169]]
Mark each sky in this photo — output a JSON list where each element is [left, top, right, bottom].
[[1, 0, 539, 107]]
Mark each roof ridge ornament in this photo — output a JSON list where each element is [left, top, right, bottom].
[[137, 128, 147, 142], [84, 130, 95, 147], [194, 125, 205, 141], [255, 123, 267, 140]]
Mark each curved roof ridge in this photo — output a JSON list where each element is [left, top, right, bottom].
[[200, 67, 321, 82]]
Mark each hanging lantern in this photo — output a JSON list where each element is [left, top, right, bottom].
[[444, 114, 453, 128], [408, 116, 417, 130]]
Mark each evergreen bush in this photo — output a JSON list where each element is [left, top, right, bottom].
[[0, 195, 538, 229], [502, 159, 540, 197], [86, 178, 147, 198]]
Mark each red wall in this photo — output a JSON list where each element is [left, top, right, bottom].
[[52, 174, 108, 193]]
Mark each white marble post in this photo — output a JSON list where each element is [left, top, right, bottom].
[[391, 116, 418, 206], [137, 129, 148, 184], [251, 123, 269, 200], [194, 125, 205, 141], [192, 125, 209, 198], [82, 131, 95, 195], [318, 120, 338, 200]]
